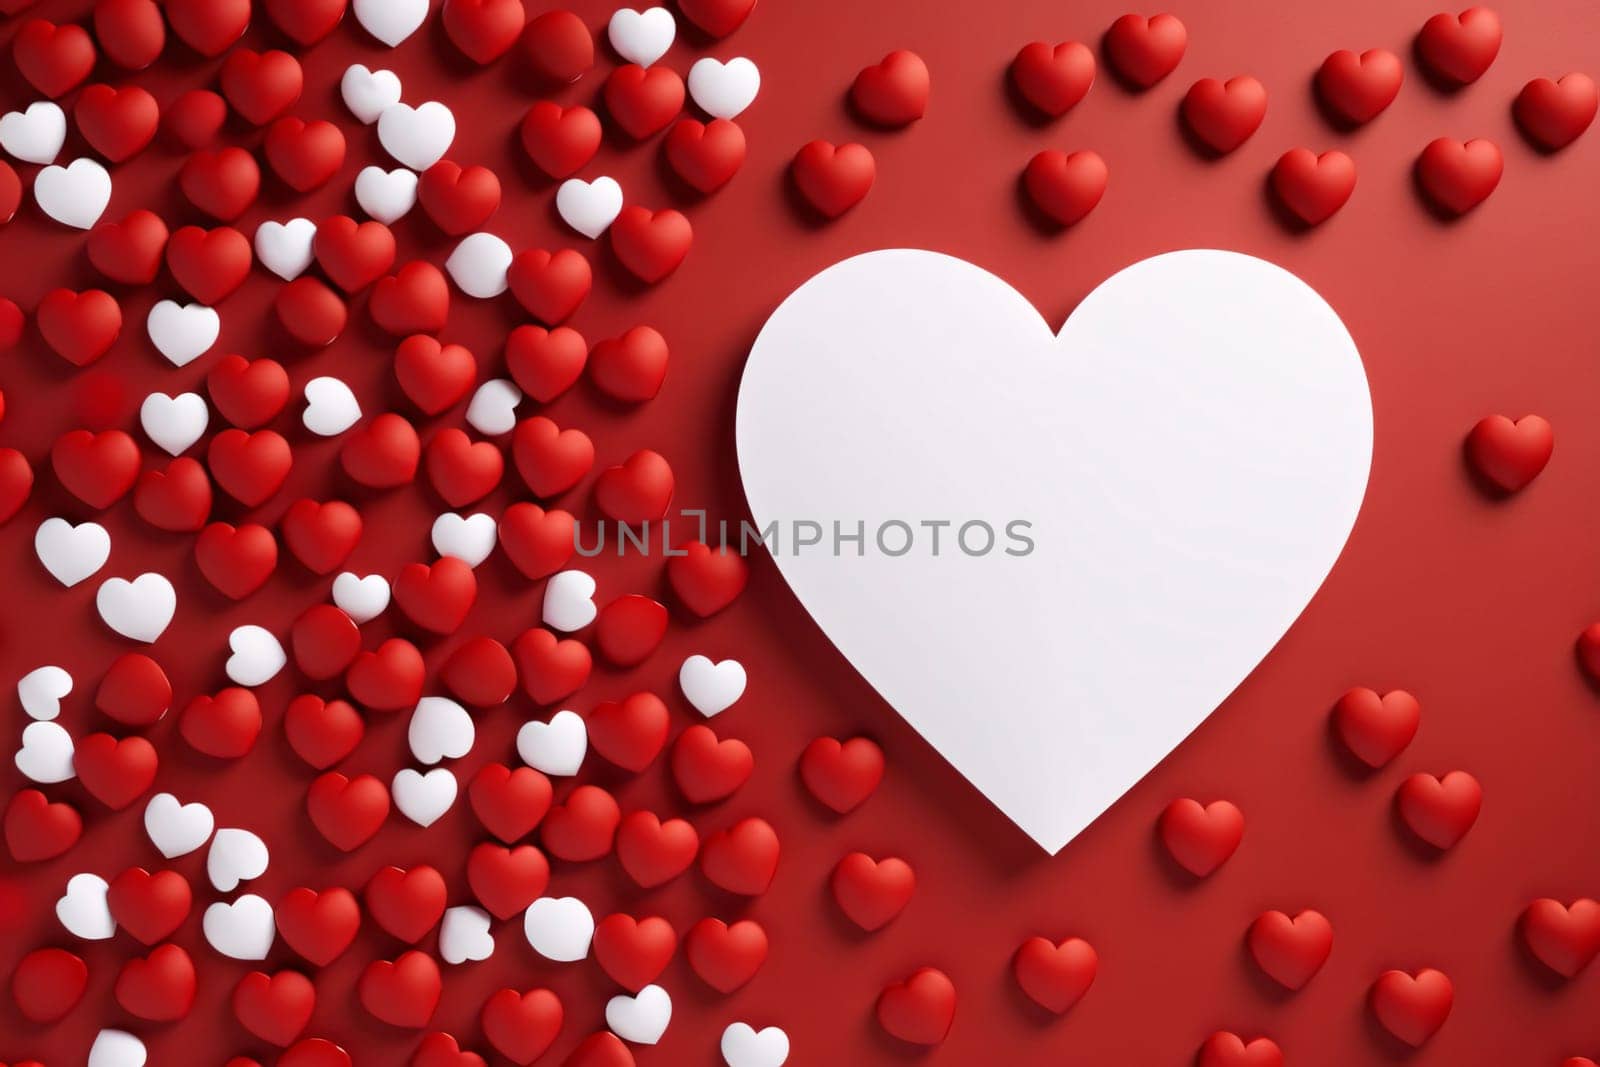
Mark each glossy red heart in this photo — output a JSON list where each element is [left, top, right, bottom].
[[135, 458, 212, 531], [366, 865, 447, 943], [276, 886, 361, 966], [700, 816, 779, 895], [13, 19, 95, 98], [505, 325, 588, 402], [1023, 149, 1107, 226], [481, 988, 563, 1065], [265, 117, 347, 192], [1247, 909, 1333, 990], [285, 694, 364, 768], [1396, 771, 1481, 849], [396, 336, 476, 414], [443, 0, 526, 64], [469, 763, 553, 843], [233, 970, 315, 1046], [372, 262, 451, 337], [167, 223, 253, 302], [792, 140, 874, 218], [441, 636, 517, 706], [75, 733, 157, 810], [209, 355, 290, 429], [542, 785, 621, 862], [281, 498, 362, 573], [418, 161, 501, 235], [166, 0, 250, 56], [1012, 935, 1096, 1013], [1103, 12, 1186, 89], [587, 691, 669, 770], [799, 735, 884, 813], [196, 522, 278, 599], [1465, 414, 1552, 492], [277, 277, 348, 346], [1522, 898, 1600, 978], [1416, 137, 1502, 215], [1316, 49, 1402, 125], [511, 628, 591, 704], [593, 597, 668, 668], [94, 0, 166, 70], [180, 685, 263, 758], [425, 429, 503, 507], [341, 413, 422, 488], [165, 89, 229, 148], [831, 852, 914, 930], [52, 428, 140, 508], [670, 724, 752, 804], [512, 416, 593, 498], [1198, 1032, 1283, 1067], [88, 210, 169, 284], [307, 771, 392, 850], [610, 206, 692, 283], [346, 639, 426, 711], [1271, 148, 1356, 225], [95, 652, 170, 727], [1182, 76, 1266, 154], [507, 248, 591, 325], [1417, 7, 1501, 86], [1159, 798, 1244, 876], [519, 102, 602, 179], [1515, 74, 1598, 151], [664, 118, 745, 194], [1332, 687, 1419, 767], [604, 65, 684, 139], [685, 917, 767, 992], [316, 216, 398, 293], [593, 913, 676, 992], [10, 947, 87, 1022], [265, 0, 348, 45], [851, 50, 929, 126], [220, 48, 304, 125], [498, 503, 576, 580], [115, 943, 196, 1021], [106, 867, 191, 944], [615, 810, 698, 888], [594, 449, 674, 524], [1370, 968, 1452, 1046], [876, 966, 956, 1046], [588, 326, 668, 403], [466, 842, 549, 919], [208, 428, 292, 507], [37, 289, 122, 366], [290, 604, 361, 680], [1010, 41, 1094, 117], [180, 149, 261, 222], [74, 84, 159, 162], [666, 541, 747, 617], [520, 10, 593, 84], [412, 1031, 486, 1067], [4, 790, 81, 862], [678, 0, 755, 37], [359, 951, 441, 1029]]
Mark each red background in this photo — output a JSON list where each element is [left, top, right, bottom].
[[3, 0, 1600, 1063]]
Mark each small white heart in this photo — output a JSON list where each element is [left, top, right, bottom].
[[721, 1023, 791, 1067], [353, 0, 428, 47], [207, 827, 269, 892], [409, 696, 476, 764], [440, 905, 495, 965], [354, 165, 418, 225], [609, 7, 676, 67], [446, 232, 513, 299], [377, 101, 456, 171], [0, 100, 66, 164], [679, 654, 747, 717], [606, 984, 672, 1045], [688, 57, 761, 120], [96, 573, 176, 643], [432, 512, 498, 568], [139, 391, 209, 456], [341, 64, 403, 124], [16, 720, 75, 784], [516, 709, 587, 776], [543, 569, 597, 632], [303, 376, 362, 436], [523, 896, 594, 962], [556, 176, 623, 239], [203, 895, 275, 960], [34, 517, 110, 588], [147, 300, 220, 367], [34, 158, 110, 229], [465, 378, 521, 437], [333, 572, 390, 623], [18, 665, 72, 720], [226, 625, 286, 687], [145, 792, 215, 858], [56, 872, 115, 940], [88, 1029, 147, 1067], [255, 218, 318, 281], [393, 766, 458, 826]]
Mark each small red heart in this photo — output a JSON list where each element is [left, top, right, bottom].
[[167, 223, 253, 305], [506, 325, 588, 403], [481, 988, 563, 1065], [106, 867, 191, 944], [611, 206, 692, 283], [1197, 1032, 1283, 1067], [1515, 74, 1598, 151], [1182, 76, 1266, 154], [589, 326, 668, 403], [165, 89, 229, 149], [88, 210, 169, 285], [441, 636, 517, 706], [208, 428, 292, 507], [233, 970, 315, 1047], [74, 84, 159, 162], [53, 428, 140, 508], [396, 336, 476, 414], [220, 48, 304, 125], [115, 943, 196, 1021], [10, 946, 87, 1022], [394, 556, 478, 635], [307, 771, 392, 850], [359, 951, 441, 1029], [511, 627, 591, 704], [1332, 687, 1420, 767], [1316, 48, 1402, 125], [678, 0, 755, 37], [264, 0, 348, 46], [512, 416, 593, 498], [0, 446, 32, 522], [135, 457, 212, 531], [667, 541, 747, 617], [615, 810, 699, 888], [851, 50, 930, 127], [700, 816, 779, 895], [366, 865, 447, 943], [413, 1031, 486, 1067], [166, 0, 250, 56], [604, 65, 685, 139], [1417, 7, 1501, 86], [587, 690, 670, 769], [1522, 898, 1600, 978], [196, 522, 278, 599], [284, 694, 364, 769], [1271, 148, 1356, 225], [520, 102, 602, 179], [1103, 12, 1186, 89], [95, 652, 171, 726], [498, 503, 576, 580], [1465, 414, 1551, 492], [346, 638, 426, 711], [4, 790, 81, 863], [277, 277, 348, 347], [425, 429, 503, 508], [0, 161, 20, 225], [280, 1037, 353, 1067], [594, 597, 668, 668], [876, 966, 956, 1046], [276, 886, 361, 967], [180, 685, 263, 759], [593, 913, 677, 991], [1159, 798, 1244, 876], [507, 248, 591, 325], [1247, 909, 1333, 990], [1416, 137, 1502, 215], [13, 19, 95, 98], [799, 736, 884, 813], [1012, 935, 1096, 1013], [443, 0, 526, 64], [1370, 967, 1452, 1046], [1023, 149, 1108, 226], [208, 355, 290, 429], [469, 763, 553, 843], [74, 733, 158, 810], [372, 262, 451, 337], [37, 289, 122, 366], [664, 118, 745, 194], [419, 161, 502, 235], [94, 0, 166, 70], [265, 117, 347, 192], [520, 10, 594, 85], [594, 449, 675, 524], [685, 917, 767, 992], [281, 498, 362, 573], [831, 852, 914, 930], [466, 842, 549, 919], [1011, 41, 1095, 117], [291, 604, 361, 680], [670, 724, 752, 804], [792, 140, 874, 218], [1396, 771, 1481, 849], [180, 148, 262, 222], [341, 413, 422, 489], [316, 216, 398, 293], [541, 784, 621, 862]]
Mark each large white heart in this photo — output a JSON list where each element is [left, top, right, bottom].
[[737, 249, 1372, 853]]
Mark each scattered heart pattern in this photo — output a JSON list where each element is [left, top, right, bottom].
[[0, 2, 1591, 1065]]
